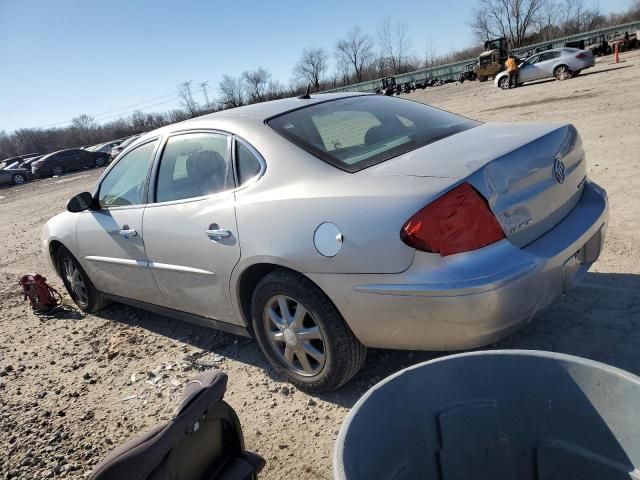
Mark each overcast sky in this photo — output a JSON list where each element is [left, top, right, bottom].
[[0, 0, 634, 132]]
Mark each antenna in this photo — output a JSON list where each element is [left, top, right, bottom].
[[298, 84, 311, 99]]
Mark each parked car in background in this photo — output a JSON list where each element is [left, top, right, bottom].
[[43, 93, 607, 392], [495, 48, 595, 89], [0, 163, 31, 185], [0, 152, 40, 169], [89, 140, 124, 156], [31, 148, 110, 177], [110, 134, 141, 160]]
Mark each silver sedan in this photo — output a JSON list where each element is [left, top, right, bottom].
[[495, 48, 596, 89], [42, 93, 608, 392]]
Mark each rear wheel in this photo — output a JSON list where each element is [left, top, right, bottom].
[[251, 269, 366, 393], [12, 173, 26, 185], [478, 75, 488, 82], [56, 246, 110, 312], [554, 65, 572, 80], [498, 76, 510, 90], [94, 156, 107, 167], [51, 165, 64, 176]]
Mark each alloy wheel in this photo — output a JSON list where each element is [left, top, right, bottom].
[[263, 295, 326, 376], [13, 174, 25, 185], [62, 256, 88, 306], [95, 157, 106, 167], [555, 65, 571, 80], [52, 165, 63, 176]]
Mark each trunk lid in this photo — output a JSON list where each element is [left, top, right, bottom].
[[365, 122, 587, 247]]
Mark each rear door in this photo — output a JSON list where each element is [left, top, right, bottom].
[[76, 139, 163, 303], [142, 130, 242, 324], [536, 51, 562, 76]]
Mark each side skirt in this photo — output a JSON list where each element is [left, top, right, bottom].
[[103, 293, 252, 338]]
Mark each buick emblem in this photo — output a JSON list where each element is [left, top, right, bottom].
[[554, 158, 566, 184]]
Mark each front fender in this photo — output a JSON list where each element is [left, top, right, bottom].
[[41, 211, 79, 276]]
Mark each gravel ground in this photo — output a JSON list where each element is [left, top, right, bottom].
[[1, 50, 639, 479]]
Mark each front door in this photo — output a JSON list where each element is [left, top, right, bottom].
[[518, 54, 544, 82], [76, 139, 163, 303], [142, 131, 241, 324]]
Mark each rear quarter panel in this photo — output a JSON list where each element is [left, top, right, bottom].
[[228, 123, 453, 275]]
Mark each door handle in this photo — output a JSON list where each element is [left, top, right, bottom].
[[118, 228, 138, 238], [205, 228, 231, 240]]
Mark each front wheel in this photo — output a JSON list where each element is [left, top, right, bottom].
[[498, 76, 510, 90], [57, 246, 110, 312], [51, 165, 64, 176], [94, 156, 107, 167], [554, 65, 572, 80], [478, 75, 488, 82], [251, 269, 366, 393], [12, 173, 26, 185]]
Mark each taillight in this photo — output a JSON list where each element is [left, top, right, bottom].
[[576, 52, 589, 58], [400, 182, 505, 256]]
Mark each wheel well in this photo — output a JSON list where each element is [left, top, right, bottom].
[[237, 263, 322, 335], [48, 240, 64, 275]]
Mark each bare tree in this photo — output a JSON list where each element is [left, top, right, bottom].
[[293, 47, 328, 91], [70, 114, 96, 145], [217, 75, 244, 109], [470, 0, 544, 48], [378, 18, 411, 73], [423, 37, 438, 68], [335, 27, 374, 81], [242, 67, 271, 103], [177, 81, 199, 117]]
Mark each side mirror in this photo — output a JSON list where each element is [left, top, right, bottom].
[[67, 192, 95, 213]]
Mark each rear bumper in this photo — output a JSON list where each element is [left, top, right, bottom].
[[308, 180, 608, 350]]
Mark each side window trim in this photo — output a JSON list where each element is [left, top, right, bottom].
[[149, 129, 234, 205], [232, 136, 267, 190], [93, 137, 160, 210]]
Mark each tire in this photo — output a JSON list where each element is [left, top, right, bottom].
[[51, 165, 64, 176], [478, 75, 488, 82], [498, 76, 510, 90], [251, 269, 366, 393], [12, 173, 26, 185], [94, 156, 107, 168], [56, 246, 110, 313], [554, 65, 572, 80]]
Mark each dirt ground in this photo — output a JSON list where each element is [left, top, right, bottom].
[[1, 50, 639, 479]]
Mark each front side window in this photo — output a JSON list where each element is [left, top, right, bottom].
[[267, 95, 479, 172], [155, 132, 233, 203], [98, 140, 157, 208]]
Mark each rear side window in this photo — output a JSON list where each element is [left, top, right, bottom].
[[235, 141, 262, 185], [155, 132, 233, 203], [267, 96, 478, 172]]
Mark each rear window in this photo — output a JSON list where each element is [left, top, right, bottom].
[[267, 95, 479, 172]]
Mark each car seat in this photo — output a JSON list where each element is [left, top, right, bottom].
[[185, 150, 229, 198], [89, 370, 264, 480]]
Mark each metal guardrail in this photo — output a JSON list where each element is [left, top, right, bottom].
[[324, 20, 640, 92]]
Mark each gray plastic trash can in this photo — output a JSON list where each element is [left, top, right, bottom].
[[334, 350, 640, 480]]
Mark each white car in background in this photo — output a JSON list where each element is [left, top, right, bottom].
[[495, 48, 595, 89]]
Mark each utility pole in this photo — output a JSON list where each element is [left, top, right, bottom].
[[182, 81, 195, 106], [199, 81, 210, 108]]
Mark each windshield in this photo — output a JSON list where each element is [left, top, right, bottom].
[[267, 95, 479, 172]]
